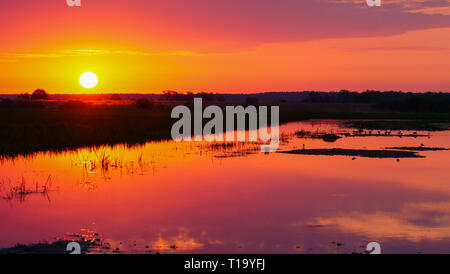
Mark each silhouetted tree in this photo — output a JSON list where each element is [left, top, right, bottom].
[[31, 89, 49, 100], [162, 90, 182, 101]]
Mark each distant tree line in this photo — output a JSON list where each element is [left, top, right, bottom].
[[1, 89, 449, 113], [303, 90, 450, 112], [0, 89, 49, 108], [161, 90, 226, 102]]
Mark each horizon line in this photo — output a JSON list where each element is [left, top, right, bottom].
[[0, 90, 449, 96]]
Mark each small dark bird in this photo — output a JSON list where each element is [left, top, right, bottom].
[[397, 159, 400, 162], [352, 157, 356, 160], [420, 143, 424, 147]]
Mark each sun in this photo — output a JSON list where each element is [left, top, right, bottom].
[[79, 72, 98, 89]]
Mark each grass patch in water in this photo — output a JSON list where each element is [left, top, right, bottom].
[[279, 148, 424, 158]]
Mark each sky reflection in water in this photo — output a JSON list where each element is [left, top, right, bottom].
[[0, 120, 449, 254]]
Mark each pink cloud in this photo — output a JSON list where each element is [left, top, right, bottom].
[[0, 0, 449, 51]]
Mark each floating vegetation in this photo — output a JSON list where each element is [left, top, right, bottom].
[[344, 120, 450, 131], [0, 175, 55, 203], [205, 141, 262, 158], [78, 180, 98, 191], [385, 146, 449, 151], [348, 130, 428, 138], [0, 240, 77, 254], [295, 130, 343, 142], [279, 148, 424, 158], [322, 134, 342, 142], [64, 229, 110, 254], [0, 229, 107, 254], [73, 150, 152, 189], [296, 128, 430, 140]]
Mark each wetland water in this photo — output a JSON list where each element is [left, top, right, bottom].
[[1, 120, 449, 253]]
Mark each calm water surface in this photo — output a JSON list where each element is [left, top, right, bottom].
[[1, 120, 449, 253]]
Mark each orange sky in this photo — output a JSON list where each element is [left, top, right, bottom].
[[0, 0, 449, 94]]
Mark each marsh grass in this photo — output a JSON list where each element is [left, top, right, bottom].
[[344, 120, 450, 131], [279, 148, 424, 159], [295, 128, 431, 140], [0, 102, 449, 158], [295, 130, 343, 142], [76, 150, 151, 190], [0, 106, 173, 158], [1, 175, 54, 203], [385, 146, 449, 151], [205, 141, 262, 158]]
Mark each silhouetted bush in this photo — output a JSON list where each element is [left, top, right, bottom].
[[110, 94, 121, 100], [245, 96, 259, 106], [0, 98, 44, 108], [135, 98, 154, 109], [0, 99, 14, 107], [16, 93, 30, 101], [58, 100, 89, 109]]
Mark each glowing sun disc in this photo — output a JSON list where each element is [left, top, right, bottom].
[[79, 72, 98, 89]]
